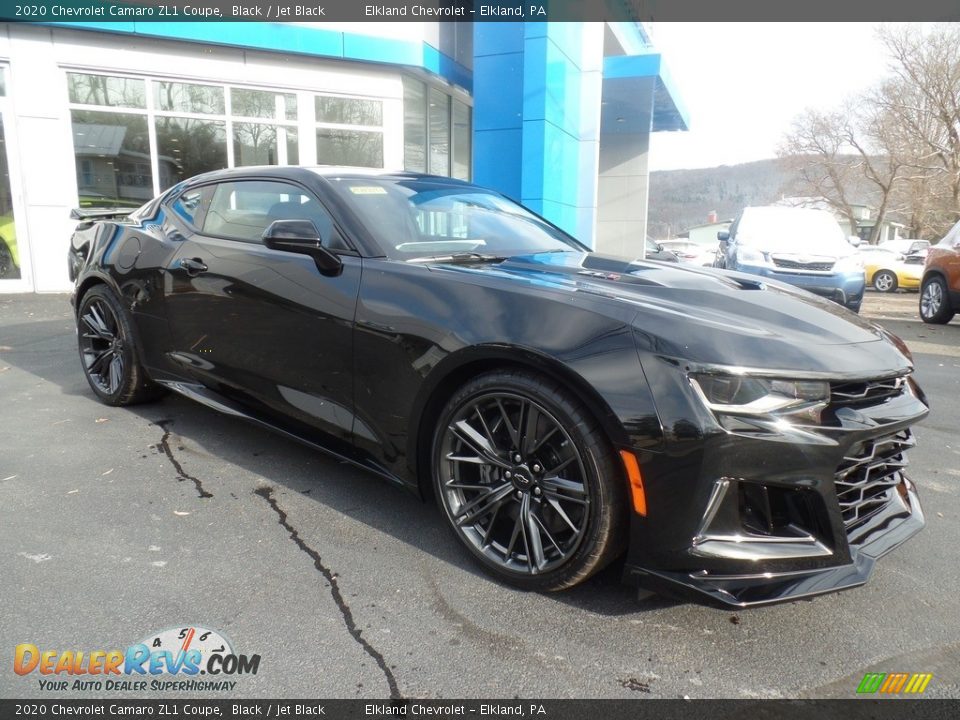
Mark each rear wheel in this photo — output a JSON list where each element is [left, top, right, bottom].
[[873, 270, 897, 293], [432, 370, 627, 591], [77, 285, 162, 405], [919, 276, 955, 324]]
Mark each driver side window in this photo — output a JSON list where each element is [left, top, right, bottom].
[[202, 180, 347, 250]]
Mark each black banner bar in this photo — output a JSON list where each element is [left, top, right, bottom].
[[1, 700, 958, 720], [1, 0, 960, 22]]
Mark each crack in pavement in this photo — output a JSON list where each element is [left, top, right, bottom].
[[254, 486, 401, 699], [152, 419, 213, 499]]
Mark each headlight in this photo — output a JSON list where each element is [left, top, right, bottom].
[[834, 255, 864, 273], [690, 374, 829, 418], [736, 247, 768, 266]]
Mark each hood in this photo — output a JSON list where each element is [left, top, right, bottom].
[[427, 251, 910, 375]]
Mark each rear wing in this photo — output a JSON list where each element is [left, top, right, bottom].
[[70, 207, 133, 221]]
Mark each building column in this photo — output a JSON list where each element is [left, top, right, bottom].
[[472, 22, 604, 248]]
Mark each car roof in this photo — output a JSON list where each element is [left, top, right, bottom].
[[183, 165, 475, 186]]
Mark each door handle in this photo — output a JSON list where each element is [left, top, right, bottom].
[[179, 257, 208, 276]]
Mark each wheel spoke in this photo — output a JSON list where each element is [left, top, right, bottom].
[[81, 311, 111, 341], [450, 419, 510, 469], [108, 355, 122, 393], [544, 452, 577, 477], [531, 510, 564, 554], [454, 482, 514, 527], [546, 496, 580, 533], [86, 348, 113, 375], [495, 398, 521, 449], [474, 407, 497, 447], [522, 495, 546, 571], [519, 401, 542, 456]]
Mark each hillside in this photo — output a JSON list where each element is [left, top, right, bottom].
[[647, 158, 796, 239]]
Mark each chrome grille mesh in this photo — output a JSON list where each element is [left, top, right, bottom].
[[831, 375, 907, 408], [835, 430, 914, 532]]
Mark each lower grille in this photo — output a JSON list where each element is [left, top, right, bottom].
[[835, 430, 914, 532]]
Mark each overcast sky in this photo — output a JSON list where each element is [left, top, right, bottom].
[[646, 23, 906, 172]]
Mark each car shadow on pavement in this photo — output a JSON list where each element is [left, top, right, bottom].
[[1, 315, 686, 617]]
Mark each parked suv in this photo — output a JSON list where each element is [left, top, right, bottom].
[[716, 206, 865, 312], [920, 219, 960, 324]]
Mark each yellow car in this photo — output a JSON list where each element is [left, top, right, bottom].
[[858, 246, 924, 293]]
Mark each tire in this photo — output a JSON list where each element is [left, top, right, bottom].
[[919, 275, 955, 325], [431, 369, 627, 591], [873, 270, 898, 293], [76, 285, 163, 405]]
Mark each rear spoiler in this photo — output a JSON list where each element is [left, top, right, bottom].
[[70, 207, 133, 221]]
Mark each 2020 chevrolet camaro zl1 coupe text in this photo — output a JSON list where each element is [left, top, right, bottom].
[[68, 167, 929, 606]]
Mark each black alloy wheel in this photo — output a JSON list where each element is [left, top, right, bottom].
[[77, 285, 161, 405], [919, 275, 955, 325], [433, 370, 626, 591]]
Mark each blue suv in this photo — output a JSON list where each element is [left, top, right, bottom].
[[716, 206, 866, 313]]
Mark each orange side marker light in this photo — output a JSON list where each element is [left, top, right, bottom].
[[620, 450, 647, 516]]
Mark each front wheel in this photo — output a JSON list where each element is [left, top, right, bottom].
[[919, 276, 955, 325], [77, 285, 162, 405], [873, 270, 898, 293], [432, 370, 627, 591]]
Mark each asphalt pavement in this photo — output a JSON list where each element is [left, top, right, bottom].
[[1, 290, 958, 699]]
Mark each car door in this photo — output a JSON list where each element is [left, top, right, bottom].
[[163, 178, 361, 445]]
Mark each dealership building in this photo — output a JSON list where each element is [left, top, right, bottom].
[[0, 20, 687, 293]]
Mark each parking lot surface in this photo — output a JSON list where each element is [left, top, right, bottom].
[[2, 291, 959, 699]]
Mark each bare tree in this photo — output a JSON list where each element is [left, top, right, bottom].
[[779, 109, 862, 233], [877, 23, 960, 233], [780, 102, 904, 244]]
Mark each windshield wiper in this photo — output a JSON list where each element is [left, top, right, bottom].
[[408, 252, 509, 265]]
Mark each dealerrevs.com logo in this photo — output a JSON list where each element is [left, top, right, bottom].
[[14, 626, 261, 692]]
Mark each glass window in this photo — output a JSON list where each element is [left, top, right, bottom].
[[428, 88, 450, 177], [0, 69, 5, 97], [316, 129, 383, 168], [403, 79, 427, 173], [316, 96, 382, 126], [231, 88, 296, 120], [68, 73, 146, 109], [452, 100, 471, 181], [155, 117, 227, 190], [233, 124, 299, 167], [203, 180, 335, 244], [155, 81, 225, 115], [234, 123, 279, 166], [327, 177, 579, 260], [71, 110, 153, 208]]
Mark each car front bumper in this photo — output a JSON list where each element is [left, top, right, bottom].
[[622, 367, 929, 607]]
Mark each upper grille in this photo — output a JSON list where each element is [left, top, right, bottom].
[[771, 256, 835, 272], [831, 375, 907, 409], [835, 429, 914, 532]]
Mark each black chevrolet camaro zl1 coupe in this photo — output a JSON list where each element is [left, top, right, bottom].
[[68, 167, 929, 606]]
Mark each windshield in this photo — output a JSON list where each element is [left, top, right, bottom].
[[324, 176, 583, 260], [736, 207, 850, 255]]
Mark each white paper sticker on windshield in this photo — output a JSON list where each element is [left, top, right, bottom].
[[349, 186, 388, 195]]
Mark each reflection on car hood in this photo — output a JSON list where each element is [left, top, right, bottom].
[[427, 251, 910, 374]]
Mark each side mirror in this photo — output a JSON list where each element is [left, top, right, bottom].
[[848, 235, 862, 247], [717, 230, 730, 242], [262, 219, 343, 277]]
